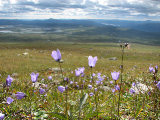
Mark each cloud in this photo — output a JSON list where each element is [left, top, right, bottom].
[[0, 0, 160, 20]]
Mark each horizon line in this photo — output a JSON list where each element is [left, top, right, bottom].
[[0, 18, 159, 22]]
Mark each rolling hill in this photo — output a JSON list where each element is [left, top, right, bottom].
[[0, 19, 160, 45]]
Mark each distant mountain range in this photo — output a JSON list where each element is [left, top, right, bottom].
[[93, 19, 160, 33], [0, 19, 160, 45]]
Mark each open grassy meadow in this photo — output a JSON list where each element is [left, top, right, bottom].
[[0, 42, 160, 75], [0, 42, 160, 119]]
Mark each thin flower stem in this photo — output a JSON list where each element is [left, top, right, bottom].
[[117, 46, 124, 119], [54, 85, 58, 112], [58, 61, 68, 119], [154, 73, 159, 120], [91, 67, 93, 84], [90, 67, 98, 119], [2, 85, 5, 101], [134, 95, 137, 118], [78, 76, 85, 120], [58, 62, 64, 79], [111, 96, 113, 118], [94, 90, 98, 119], [78, 99, 82, 120], [113, 92, 116, 119], [30, 83, 35, 120], [65, 88, 68, 119]]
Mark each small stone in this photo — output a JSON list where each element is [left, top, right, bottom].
[[39, 50, 44, 53], [99, 86, 111, 91], [48, 68, 64, 72], [108, 57, 117, 61], [12, 73, 18, 77], [32, 82, 46, 88], [59, 60, 64, 63], [22, 52, 29, 56]]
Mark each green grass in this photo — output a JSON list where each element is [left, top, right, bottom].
[[0, 42, 159, 75], [0, 42, 160, 119]]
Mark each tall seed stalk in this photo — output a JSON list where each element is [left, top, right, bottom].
[[117, 43, 127, 119]]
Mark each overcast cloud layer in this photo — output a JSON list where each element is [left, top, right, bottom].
[[0, 0, 160, 20]]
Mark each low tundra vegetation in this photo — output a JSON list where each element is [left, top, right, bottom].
[[0, 43, 160, 120]]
